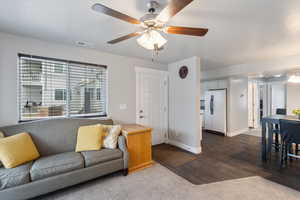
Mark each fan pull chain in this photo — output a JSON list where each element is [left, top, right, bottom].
[[152, 43, 161, 62]]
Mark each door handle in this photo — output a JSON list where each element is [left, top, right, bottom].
[[139, 116, 144, 119], [210, 95, 214, 115]]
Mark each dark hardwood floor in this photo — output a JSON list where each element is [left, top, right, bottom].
[[152, 131, 300, 191]]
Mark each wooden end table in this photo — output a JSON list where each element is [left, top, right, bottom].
[[121, 124, 154, 173]]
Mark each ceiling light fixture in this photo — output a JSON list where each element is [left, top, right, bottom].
[[137, 30, 167, 50], [91, 0, 209, 61], [288, 74, 300, 83]]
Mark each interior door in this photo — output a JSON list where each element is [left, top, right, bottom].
[[253, 83, 259, 128], [248, 82, 254, 128], [136, 68, 168, 145]]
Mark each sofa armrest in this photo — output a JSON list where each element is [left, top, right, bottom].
[[118, 136, 128, 169]]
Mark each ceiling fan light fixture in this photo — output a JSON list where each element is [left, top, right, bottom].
[[92, 1, 208, 50], [288, 74, 300, 83], [137, 30, 167, 50]]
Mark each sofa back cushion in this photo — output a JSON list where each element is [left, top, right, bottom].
[[0, 132, 4, 167], [0, 118, 113, 156]]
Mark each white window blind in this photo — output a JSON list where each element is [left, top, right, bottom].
[[18, 54, 107, 121]]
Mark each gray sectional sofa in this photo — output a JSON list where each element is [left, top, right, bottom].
[[0, 118, 128, 200]]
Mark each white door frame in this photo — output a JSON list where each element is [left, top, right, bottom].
[[135, 66, 169, 144]]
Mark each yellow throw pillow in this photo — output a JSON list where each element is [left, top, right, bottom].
[[0, 132, 40, 168], [75, 124, 104, 152], [101, 124, 122, 149]]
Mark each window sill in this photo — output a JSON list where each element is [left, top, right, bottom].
[[18, 115, 108, 124]]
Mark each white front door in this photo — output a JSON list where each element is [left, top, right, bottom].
[[136, 67, 168, 145]]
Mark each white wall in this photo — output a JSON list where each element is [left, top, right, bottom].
[[227, 78, 248, 136], [202, 54, 300, 80], [0, 32, 167, 126], [201, 79, 228, 99], [287, 83, 300, 115], [271, 82, 286, 115], [168, 57, 202, 154]]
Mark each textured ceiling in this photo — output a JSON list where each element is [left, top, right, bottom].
[[0, 0, 300, 70]]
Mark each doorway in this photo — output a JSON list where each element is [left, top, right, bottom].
[[248, 81, 259, 129], [248, 79, 286, 128], [135, 67, 168, 145]]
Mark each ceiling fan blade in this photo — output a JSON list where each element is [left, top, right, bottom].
[[92, 3, 140, 24], [165, 26, 208, 36], [107, 32, 142, 44], [156, 0, 194, 23]]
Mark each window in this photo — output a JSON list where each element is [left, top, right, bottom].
[[21, 59, 42, 81], [55, 89, 67, 100], [18, 54, 107, 121], [96, 88, 101, 100], [86, 88, 94, 100], [54, 63, 64, 73]]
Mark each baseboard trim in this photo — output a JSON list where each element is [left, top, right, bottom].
[[227, 128, 249, 137], [167, 139, 202, 154]]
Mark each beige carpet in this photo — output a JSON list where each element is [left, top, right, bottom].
[[36, 163, 300, 200]]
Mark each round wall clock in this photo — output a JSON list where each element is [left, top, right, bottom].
[[179, 66, 188, 79]]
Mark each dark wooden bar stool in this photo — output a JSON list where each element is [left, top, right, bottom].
[[273, 109, 286, 152], [279, 119, 300, 168]]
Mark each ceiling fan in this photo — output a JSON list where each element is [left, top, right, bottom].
[[92, 0, 208, 51]]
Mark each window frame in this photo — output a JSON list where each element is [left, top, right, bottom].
[[18, 53, 108, 123]]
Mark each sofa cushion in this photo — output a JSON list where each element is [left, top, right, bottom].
[[30, 152, 84, 181], [0, 161, 32, 190], [0, 119, 114, 157], [81, 149, 122, 167]]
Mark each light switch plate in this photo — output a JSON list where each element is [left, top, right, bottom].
[[120, 104, 127, 110]]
